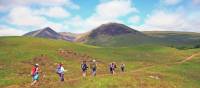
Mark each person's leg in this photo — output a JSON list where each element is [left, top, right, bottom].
[[31, 80, 37, 86], [112, 69, 115, 75], [94, 70, 96, 76], [92, 70, 96, 76], [58, 73, 61, 81], [110, 68, 112, 74], [121, 68, 123, 72], [84, 72, 86, 77], [32, 76, 34, 81], [111, 68, 114, 74], [61, 74, 64, 81], [92, 68, 95, 76], [31, 74, 39, 86], [83, 71, 86, 77]]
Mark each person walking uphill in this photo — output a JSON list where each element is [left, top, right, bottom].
[[90, 60, 97, 76], [31, 63, 39, 86], [120, 63, 125, 72], [56, 63, 65, 82], [109, 62, 116, 75], [81, 60, 88, 78]]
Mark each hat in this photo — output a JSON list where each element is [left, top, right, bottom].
[[35, 63, 39, 66]]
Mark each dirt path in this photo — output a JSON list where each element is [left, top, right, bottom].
[[177, 52, 200, 64], [17, 51, 200, 88], [65, 64, 155, 83], [62, 50, 200, 82]]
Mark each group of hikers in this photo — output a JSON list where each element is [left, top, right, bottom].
[[30, 60, 125, 86]]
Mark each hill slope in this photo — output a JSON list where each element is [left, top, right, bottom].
[[78, 23, 154, 46], [77, 23, 200, 47], [0, 36, 200, 88], [88, 23, 143, 38], [144, 31, 200, 48]]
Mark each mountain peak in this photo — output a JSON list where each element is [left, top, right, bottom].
[[23, 27, 61, 39], [101, 22, 124, 26], [42, 27, 52, 30], [23, 27, 78, 42], [40, 27, 55, 32], [89, 22, 142, 38]]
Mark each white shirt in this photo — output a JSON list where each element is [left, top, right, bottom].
[[58, 66, 65, 73], [60, 66, 65, 73]]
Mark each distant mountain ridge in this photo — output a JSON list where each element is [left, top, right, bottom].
[[23, 22, 200, 47], [24, 27, 60, 38], [23, 27, 76, 41]]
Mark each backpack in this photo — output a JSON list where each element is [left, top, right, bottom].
[[56, 66, 61, 74], [31, 67, 36, 75], [91, 63, 96, 69], [82, 64, 88, 70], [109, 64, 113, 68]]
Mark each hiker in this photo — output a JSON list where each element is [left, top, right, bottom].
[[90, 59, 97, 76], [81, 60, 88, 78], [120, 64, 125, 72], [31, 64, 39, 86], [109, 62, 116, 75], [56, 63, 65, 82]]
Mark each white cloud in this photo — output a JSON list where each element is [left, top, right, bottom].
[[142, 10, 185, 31], [1, 0, 140, 34], [96, 0, 138, 18], [0, 0, 79, 11], [64, 15, 122, 33], [29, 0, 79, 9], [128, 15, 140, 24], [7, 6, 69, 32], [63, 0, 138, 33], [162, 0, 182, 5], [8, 6, 47, 27], [45, 7, 70, 18], [192, 0, 200, 4], [48, 0, 139, 33], [145, 11, 184, 28], [0, 26, 26, 36], [137, 10, 200, 32], [64, 16, 92, 33], [86, 15, 122, 28]]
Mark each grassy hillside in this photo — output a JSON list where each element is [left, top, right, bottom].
[[86, 34, 154, 47], [84, 31, 200, 48], [0, 36, 199, 88], [144, 31, 200, 48]]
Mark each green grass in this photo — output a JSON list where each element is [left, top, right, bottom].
[[86, 31, 200, 48], [0, 36, 199, 88]]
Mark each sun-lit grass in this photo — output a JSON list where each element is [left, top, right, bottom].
[[0, 36, 199, 88]]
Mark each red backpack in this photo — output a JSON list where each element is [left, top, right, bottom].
[[31, 67, 36, 75]]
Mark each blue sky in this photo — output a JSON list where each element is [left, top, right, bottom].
[[0, 0, 199, 36]]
